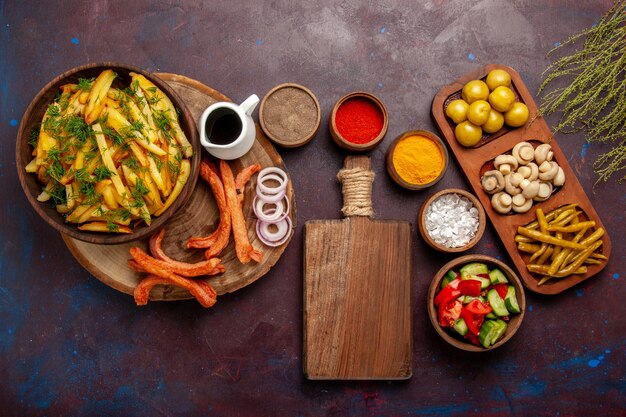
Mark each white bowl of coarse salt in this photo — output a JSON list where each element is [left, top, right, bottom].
[[418, 188, 486, 252]]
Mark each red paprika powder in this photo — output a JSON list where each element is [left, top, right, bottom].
[[335, 97, 384, 144]]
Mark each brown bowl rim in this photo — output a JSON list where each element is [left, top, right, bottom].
[[259, 82, 321, 148], [15, 62, 200, 245], [418, 188, 486, 252], [427, 254, 526, 352], [329, 91, 388, 152], [385, 129, 449, 190]]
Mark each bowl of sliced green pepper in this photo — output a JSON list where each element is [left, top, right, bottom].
[[427, 254, 526, 352]]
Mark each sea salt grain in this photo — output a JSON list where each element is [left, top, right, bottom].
[[425, 193, 480, 248]]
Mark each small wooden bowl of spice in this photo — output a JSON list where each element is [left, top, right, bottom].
[[418, 188, 486, 252], [329, 92, 388, 151], [260, 83, 321, 148], [386, 130, 449, 190]]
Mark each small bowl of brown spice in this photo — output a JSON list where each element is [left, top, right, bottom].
[[259, 83, 321, 148]]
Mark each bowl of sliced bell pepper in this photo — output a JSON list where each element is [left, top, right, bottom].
[[427, 254, 526, 352]]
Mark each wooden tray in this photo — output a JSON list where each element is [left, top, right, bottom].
[[63, 73, 295, 300], [431, 64, 611, 295]]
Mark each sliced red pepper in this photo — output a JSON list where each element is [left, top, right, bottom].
[[458, 279, 482, 296], [438, 299, 462, 327], [434, 278, 461, 307], [460, 307, 485, 335], [477, 273, 490, 279], [465, 299, 493, 315], [493, 283, 508, 300]]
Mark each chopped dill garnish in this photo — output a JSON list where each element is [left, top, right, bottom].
[[74, 167, 89, 183], [111, 208, 131, 221], [46, 103, 61, 118], [84, 151, 97, 162], [130, 119, 145, 132], [45, 148, 65, 181], [167, 160, 180, 176], [94, 166, 113, 181], [123, 157, 140, 171], [106, 220, 120, 232], [132, 178, 149, 199], [102, 126, 125, 146], [28, 123, 41, 147], [65, 115, 92, 145], [47, 184, 67, 206], [150, 154, 164, 170], [77, 77, 95, 91]]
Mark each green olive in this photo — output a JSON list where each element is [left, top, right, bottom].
[[486, 69, 512, 91], [467, 100, 491, 126], [445, 99, 469, 124], [461, 80, 490, 104], [504, 102, 529, 127], [482, 109, 504, 133]]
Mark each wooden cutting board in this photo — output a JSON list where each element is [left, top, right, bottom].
[[303, 155, 412, 380]]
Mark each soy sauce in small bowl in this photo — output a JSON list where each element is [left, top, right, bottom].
[[204, 107, 243, 145]]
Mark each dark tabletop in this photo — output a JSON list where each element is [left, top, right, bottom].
[[1, 1, 624, 416]]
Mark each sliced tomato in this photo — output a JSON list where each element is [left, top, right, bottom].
[[458, 279, 482, 296], [465, 299, 492, 315], [438, 299, 463, 327], [477, 273, 490, 279], [493, 283, 508, 299], [434, 278, 461, 307], [464, 331, 481, 346], [460, 307, 485, 335]]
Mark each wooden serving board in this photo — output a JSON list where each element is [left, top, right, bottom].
[[62, 73, 295, 300], [431, 64, 611, 295], [303, 156, 412, 380]]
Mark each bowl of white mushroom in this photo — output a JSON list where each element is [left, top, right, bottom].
[[480, 141, 565, 215]]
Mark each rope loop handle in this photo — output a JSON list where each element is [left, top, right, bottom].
[[337, 167, 375, 217]]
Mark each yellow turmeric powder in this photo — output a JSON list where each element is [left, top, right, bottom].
[[392, 135, 445, 185]]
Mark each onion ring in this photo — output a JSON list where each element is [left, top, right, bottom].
[[253, 195, 290, 223], [256, 187, 286, 203], [253, 196, 283, 222], [257, 167, 288, 193], [255, 216, 292, 247]]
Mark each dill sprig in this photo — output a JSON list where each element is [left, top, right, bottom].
[[77, 77, 95, 91], [538, 1, 626, 183]]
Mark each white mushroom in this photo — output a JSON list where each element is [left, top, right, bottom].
[[526, 162, 539, 181], [491, 192, 513, 214], [504, 174, 522, 195], [494, 155, 518, 175], [534, 144, 554, 165], [512, 193, 533, 213], [481, 170, 505, 194], [520, 179, 531, 189], [517, 165, 532, 179], [522, 180, 540, 199], [510, 172, 525, 187], [512, 142, 535, 165], [533, 182, 553, 202], [539, 161, 560, 181], [553, 166, 565, 187]]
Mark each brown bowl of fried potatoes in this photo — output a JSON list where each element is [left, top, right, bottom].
[[16, 62, 200, 244]]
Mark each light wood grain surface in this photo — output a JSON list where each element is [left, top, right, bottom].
[[303, 155, 412, 380]]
